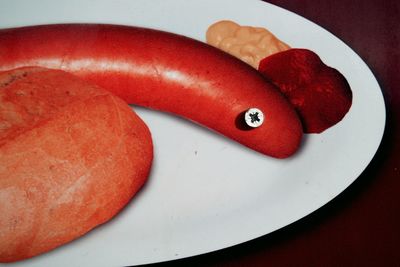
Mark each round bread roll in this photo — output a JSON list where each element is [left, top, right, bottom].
[[0, 67, 153, 262]]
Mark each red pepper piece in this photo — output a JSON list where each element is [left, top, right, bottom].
[[258, 48, 352, 133]]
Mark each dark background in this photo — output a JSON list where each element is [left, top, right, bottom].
[[148, 1, 400, 266]]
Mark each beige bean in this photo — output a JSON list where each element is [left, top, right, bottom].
[[206, 20, 290, 68]]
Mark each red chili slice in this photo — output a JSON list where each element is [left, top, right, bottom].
[[258, 48, 352, 133]]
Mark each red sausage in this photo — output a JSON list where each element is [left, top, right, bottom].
[[0, 24, 302, 158]]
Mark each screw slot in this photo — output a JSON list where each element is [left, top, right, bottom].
[[244, 108, 264, 128]]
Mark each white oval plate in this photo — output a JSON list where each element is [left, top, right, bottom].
[[0, 0, 385, 266]]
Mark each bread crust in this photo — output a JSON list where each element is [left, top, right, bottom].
[[0, 67, 153, 262]]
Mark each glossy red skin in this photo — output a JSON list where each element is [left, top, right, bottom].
[[0, 24, 302, 158]]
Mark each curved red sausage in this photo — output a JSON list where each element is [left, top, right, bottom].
[[0, 24, 302, 158]]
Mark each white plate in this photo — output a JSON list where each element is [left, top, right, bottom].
[[0, 0, 385, 266]]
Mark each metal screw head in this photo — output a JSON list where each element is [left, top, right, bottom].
[[244, 108, 264, 128]]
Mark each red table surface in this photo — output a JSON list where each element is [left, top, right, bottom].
[[151, 1, 400, 266]]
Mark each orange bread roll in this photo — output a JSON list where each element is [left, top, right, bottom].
[[0, 67, 153, 262]]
